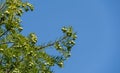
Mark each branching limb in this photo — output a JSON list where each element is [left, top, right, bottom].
[[38, 36, 67, 50], [0, 30, 8, 38], [0, 0, 6, 12], [0, 41, 14, 45]]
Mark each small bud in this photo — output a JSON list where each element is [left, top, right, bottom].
[[25, 8, 29, 12], [67, 53, 71, 58], [71, 40, 75, 45], [0, 48, 3, 51], [58, 46, 62, 50], [18, 27, 23, 32], [67, 46, 72, 51], [58, 62, 64, 68], [5, 10, 10, 16], [13, 55, 16, 57], [17, 11, 22, 16], [30, 33, 37, 43], [29, 62, 34, 67], [66, 31, 72, 36], [61, 27, 67, 33], [72, 35, 77, 40], [19, 9, 23, 13], [69, 40, 75, 45]]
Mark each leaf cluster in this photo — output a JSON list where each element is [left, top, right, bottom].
[[0, 0, 77, 73]]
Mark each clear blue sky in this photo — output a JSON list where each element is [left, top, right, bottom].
[[22, 0, 120, 73]]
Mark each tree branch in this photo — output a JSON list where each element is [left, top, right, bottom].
[[0, 0, 6, 12], [0, 30, 8, 38], [38, 36, 67, 50], [0, 41, 14, 45]]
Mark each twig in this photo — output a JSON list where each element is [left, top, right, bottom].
[[38, 36, 67, 49], [0, 0, 6, 12], [0, 30, 8, 38], [0, 41, 14, 45]]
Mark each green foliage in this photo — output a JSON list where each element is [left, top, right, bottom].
[[0, 0, 77, 73]]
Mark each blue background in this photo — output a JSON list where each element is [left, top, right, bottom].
[[22, 0, 120, 73]]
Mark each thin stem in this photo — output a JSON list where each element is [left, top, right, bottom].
[[38, 35, 67, 49], [0, 41, 14, 45], [0, 0, 6, 12], [0, 30, 8, 38]]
